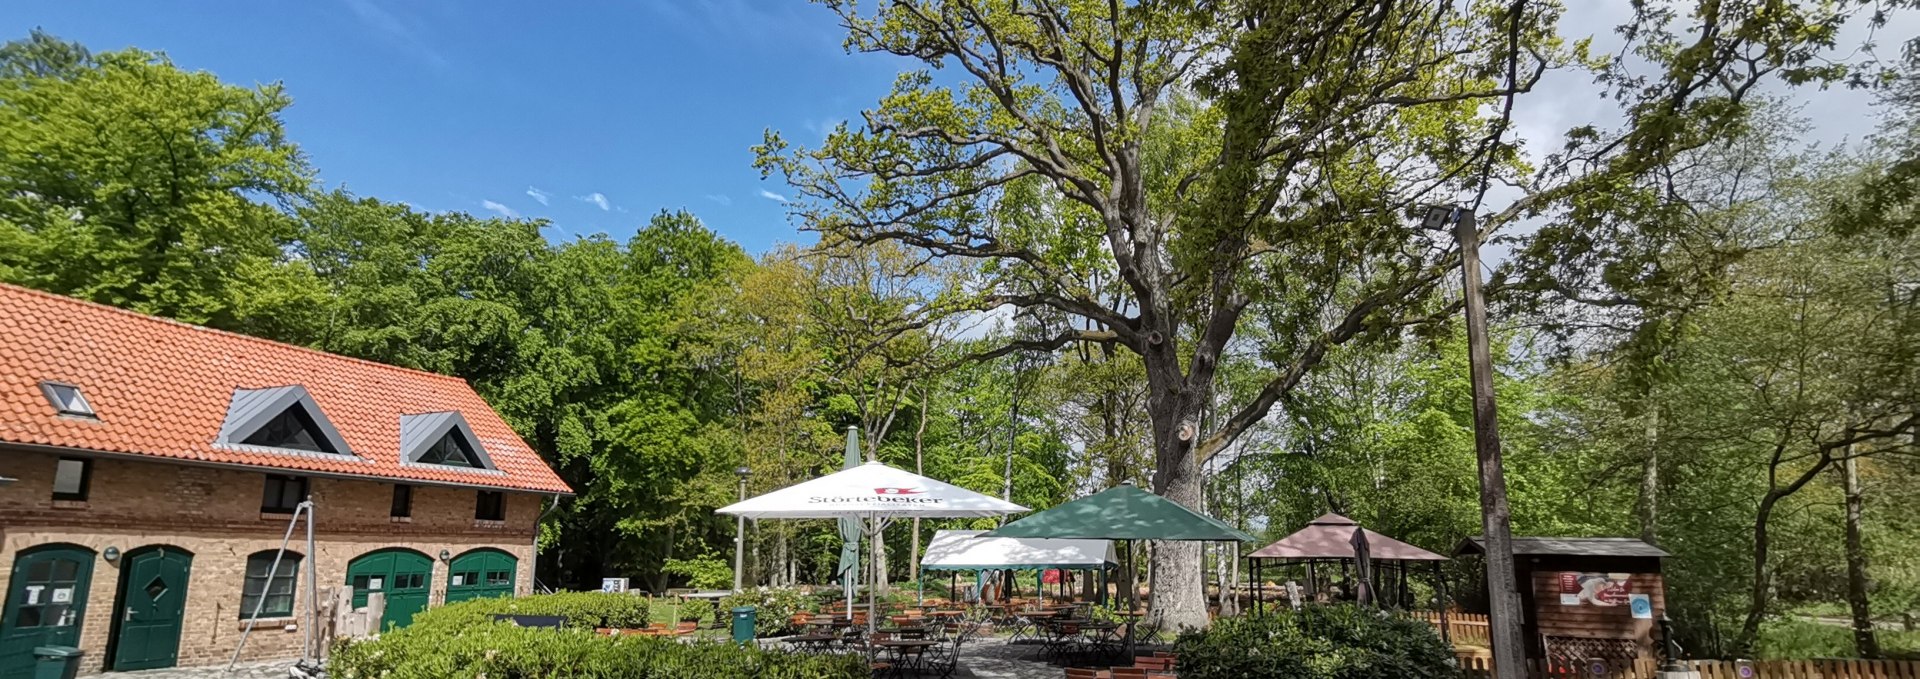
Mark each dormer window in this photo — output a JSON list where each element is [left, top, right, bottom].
[[39, 382, 95, 418], [216, 386, 352, 456], [419, 431, 478, 467], [400, 412, 494, 470], [242, 407, 335, 453]]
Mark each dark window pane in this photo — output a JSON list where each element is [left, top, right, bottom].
[[390, 485, 412, 518], [51, 560, 76, 582], [421, 431, 478, 467], [52, 458, 88, 500], [242, 407, 335, 453], [17, 607, 40, 628], [27, 560, 50, 582], [475, 491, 504, 521], [241, 552, 301, 619]]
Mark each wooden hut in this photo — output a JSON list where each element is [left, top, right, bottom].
[[1455, 537, 1669, 663]]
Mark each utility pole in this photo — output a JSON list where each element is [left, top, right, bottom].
[[1444, 206, 1527, 679], [733, 465, 750, 592]]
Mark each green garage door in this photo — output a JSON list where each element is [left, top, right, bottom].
[[346, 549, 432, 631], [444, 549, 516, 603], [0, 545, 94, 679]]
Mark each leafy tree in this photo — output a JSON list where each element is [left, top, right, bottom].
[[0, 35, 314, 328], [757, 0, 1871, 627]]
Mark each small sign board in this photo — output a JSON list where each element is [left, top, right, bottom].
[[1628, 593, 1653, 619], [1558, 572, 1631, 606], [600, 577, 629, 593]]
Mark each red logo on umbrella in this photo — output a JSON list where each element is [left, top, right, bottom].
[[874, 487, 923, 495]]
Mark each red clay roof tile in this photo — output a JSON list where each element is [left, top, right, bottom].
[[0, 283, 572, 494]]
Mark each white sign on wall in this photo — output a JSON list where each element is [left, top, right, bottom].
[[600, 578, 628, 593]]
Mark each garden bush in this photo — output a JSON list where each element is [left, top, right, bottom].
[[331, 619, 867, 679], [1173, 604, 1459, 679], [672, 598, 715, 624], [721, 587, 813, 637], [406, 591, 651, 632]]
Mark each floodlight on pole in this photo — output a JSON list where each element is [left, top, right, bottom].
[[1419, 203, 1528, 679]]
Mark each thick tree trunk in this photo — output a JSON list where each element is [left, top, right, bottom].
[[1638, 405, 1660, 544], [1148, 396, 1210, 630], [1842, 453, 1882, 658]]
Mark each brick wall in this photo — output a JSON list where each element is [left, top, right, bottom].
[[0, 449, 552, 674]]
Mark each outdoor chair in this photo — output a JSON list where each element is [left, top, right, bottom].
[[921, 620, 980, 679]]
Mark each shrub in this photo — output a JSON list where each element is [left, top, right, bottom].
[[1173, 605, 1459, 679], [721, 587, 814, 637], [673, 598, 716, 624], [1755, 618, 1920, 659], [407, 591, 650, 632], [331, 620, 867, 679]]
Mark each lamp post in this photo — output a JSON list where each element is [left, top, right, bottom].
[[733, 465, 750, 592], [1424, 204, 1526, 679]]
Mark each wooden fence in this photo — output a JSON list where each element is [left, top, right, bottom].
[[1455, 655, 1920, 678], [1411, 611, 1492, 646]]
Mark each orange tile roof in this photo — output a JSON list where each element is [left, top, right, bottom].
[[0, 283, 572, 494]]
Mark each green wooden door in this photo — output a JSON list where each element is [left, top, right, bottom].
[[346, 549, 432, 630], [0, 545, 94, 679], [444, 550, 516, 603], [110, 547, 191, 671]]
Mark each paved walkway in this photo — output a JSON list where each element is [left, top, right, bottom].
[[83, 660, 299, 679], [956, 638, 1061, 678]]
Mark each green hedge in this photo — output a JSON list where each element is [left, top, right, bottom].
[[1173, 605, 1459, 679], [406, 591, 652, 632], [331, 622, 868, 679], [720, 587, 813, 637]]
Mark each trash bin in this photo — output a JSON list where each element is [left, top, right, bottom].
[[32, 646, 83, 679], [730, 606, 756, 645]]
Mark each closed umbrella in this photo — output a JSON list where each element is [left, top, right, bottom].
[[836, 427, 862, 619]]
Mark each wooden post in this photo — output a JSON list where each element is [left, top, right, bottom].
[[1454, 208, 1527, 679]]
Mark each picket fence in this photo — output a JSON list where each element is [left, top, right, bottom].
[[1454, 652, 1920, 678]]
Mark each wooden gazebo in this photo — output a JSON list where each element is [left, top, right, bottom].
[[1246, 513, 1449, 616]]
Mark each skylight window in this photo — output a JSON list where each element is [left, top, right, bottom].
[[39, 382, 95, 418]]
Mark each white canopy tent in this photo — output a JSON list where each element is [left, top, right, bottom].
[[717, 461, 1026, 637], [919, 529, 1118, 605], [920, 529, 1116, 570]]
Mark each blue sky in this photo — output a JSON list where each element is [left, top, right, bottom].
[[3, 1, 904, 253]]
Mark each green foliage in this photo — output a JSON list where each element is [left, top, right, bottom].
[[330, 620, 866, 679], [1754, 619, 1920, 660], [720, 587, 813, 637], [406, 592, 651, 631], [671, 598, 715, 624], [1172, 605, 1458, 679], [661, 554, 734, 590]]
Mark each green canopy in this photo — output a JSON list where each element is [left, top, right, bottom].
[[983, 483, 1257, 542]]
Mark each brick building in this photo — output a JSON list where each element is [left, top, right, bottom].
[[0, 284, 572, 677]]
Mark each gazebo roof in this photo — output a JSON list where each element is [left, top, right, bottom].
[[1246, 513, 1447, 561], [983, 483, 1256, 542]]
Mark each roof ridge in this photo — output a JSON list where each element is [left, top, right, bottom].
[[0, 283, 472, 386]]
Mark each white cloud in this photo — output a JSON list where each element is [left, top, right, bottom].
[[342, 0, 448, 68], [704, 194, 733, 206], [480, 200, 518, 218], [525, 186, 551, 205], [758, 189, 789, 203], [575, 192, 612, 211]]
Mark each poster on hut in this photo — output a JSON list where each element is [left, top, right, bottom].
[[1557, 572, 1632, 607]]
